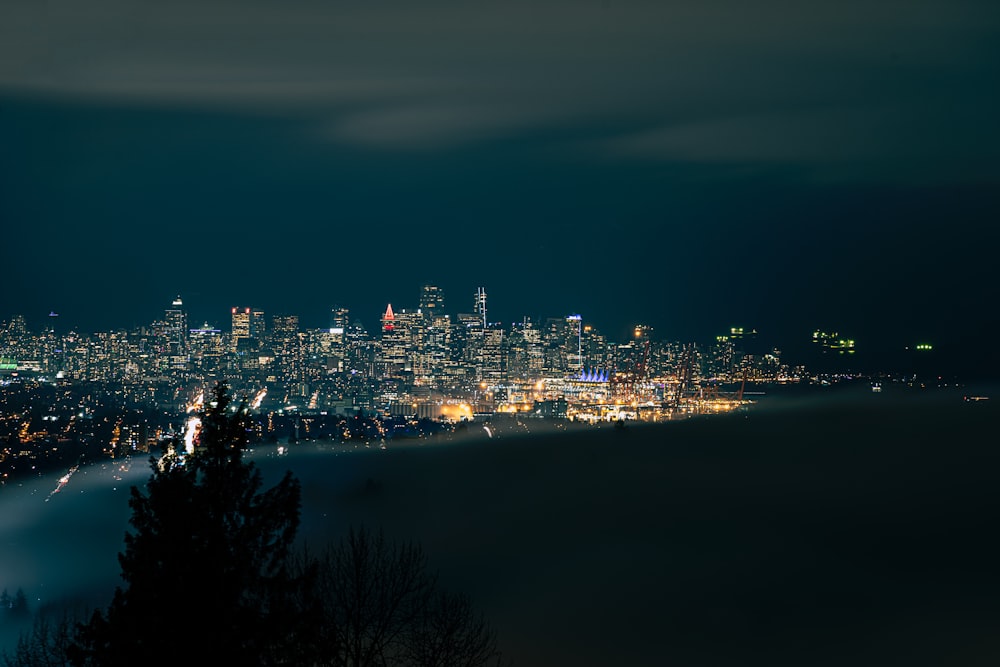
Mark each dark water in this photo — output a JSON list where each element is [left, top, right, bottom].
[[2, 381, 999, 665]]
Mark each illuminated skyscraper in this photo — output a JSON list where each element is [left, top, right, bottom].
[[189, 322, 224, 372], [581, 322, 610, 374], [164, 296, 188, 370], [479, 325, 505, 382], [6, 315, 28, 339], [542, 317, 570, 374], [270, 315, 301, 385], [474, 287, 487, 328], [165, 297, 187, 348], [506, 317, 544, 380], [250, 309, 266, 340], [378, 306, 421, 380], [419, 313, 451, 388], [382, 304, 395, 332], [565, 314, 583, 373], [419, 285, 445, 320], [330, 305, 350, 332], [231, 307, 251, 352], [328, 305, 350, 372]]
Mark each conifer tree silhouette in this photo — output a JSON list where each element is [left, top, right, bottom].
[[69, 382, 308, 666]]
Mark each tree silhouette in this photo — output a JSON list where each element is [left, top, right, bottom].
[[6, 382, 506, 666], [1, 589, 29, 620], [68, 381, 310, 666], [3, 611, 75, 667], [299, 526, 505, 667]]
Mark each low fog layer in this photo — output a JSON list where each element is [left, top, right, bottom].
[[2, 384, 999, 665]]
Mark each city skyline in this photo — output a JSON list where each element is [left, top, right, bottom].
[[0, 285, 929, 371], [0, 281, 955, 389], [3, 5, 1000, 661], [2, 2, 998, 379]]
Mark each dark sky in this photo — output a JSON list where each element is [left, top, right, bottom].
[[2, 1, 999, 373]]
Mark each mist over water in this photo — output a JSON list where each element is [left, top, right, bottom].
[[0, 458, 144, 649], [2, 383, 999, 665]]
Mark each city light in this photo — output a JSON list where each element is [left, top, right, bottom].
[[1, 283, 909, 480]]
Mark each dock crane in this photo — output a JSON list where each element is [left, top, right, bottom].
[[671, 344, 696, 407], [611, 336, 651, 402]]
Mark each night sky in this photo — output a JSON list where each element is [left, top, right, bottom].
[[2, 1, 999, 375]]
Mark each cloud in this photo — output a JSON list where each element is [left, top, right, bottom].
[[609, 109, 884, 162], [603, 102, 1000, 184], [327, 101, 558, 149], [1, 0, 997, 176]]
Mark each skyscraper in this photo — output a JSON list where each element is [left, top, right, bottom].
[[164, 296, 188, 370], [270, 314, 303, 388], [419, 285, 445, 320], [165, 297, 187, 348], [474, 287, 487, 328], [378, 305, 421, 380], [382, 304, 395, 332], [330, 305, 350, 333], [231, 307, 250, 352], [250, 309, 266, 340], [564, 314, 583, 373]]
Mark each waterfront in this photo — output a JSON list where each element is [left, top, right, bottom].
[[1, 382, 998, 665]]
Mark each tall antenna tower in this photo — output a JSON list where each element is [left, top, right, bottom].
[[474, 287, 487, 328]]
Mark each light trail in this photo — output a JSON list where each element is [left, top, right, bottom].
[[186, 391, 204, 414], [251, 388, 267, 410], [183, 416, 201, 455], [45, 464, 79, 502]]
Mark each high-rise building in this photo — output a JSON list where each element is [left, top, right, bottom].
[[189, 322, 224, 373], [581, 322, 610, 374], [328, 305, 351, 373], [479, 325, 505, 382], [506, 317, 544, 380], [5, 315, 28, 340], [474, 287, 487, 328], [164, 296, 188, 370], [344, 318, 372, 377], [542, 317, 570, 374], [250, 309, 266, 340], [456, 311, 484, 386], [419, 313, 451, 388], [270, 315, 302, 387], [270, 315, 299, 339], [231, 308, 250, 338], [330, 305, 350, 332], [419, 285, 445, 320], [382, 304, 395, 332], [229, 308, 254, 352], [165, 296, 186, 335], [565, 315, 583, 373], [378, 305, 421, 380]]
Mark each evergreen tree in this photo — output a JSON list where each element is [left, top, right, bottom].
[[68, 382, 310, 666], [9, 381, 504, 666], [3, 611, 75, 667], [10, 590, 28, 619], [1, 589, 29, 619]]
